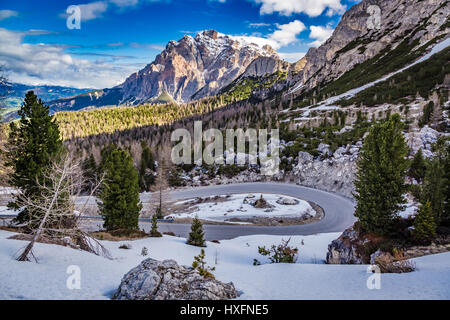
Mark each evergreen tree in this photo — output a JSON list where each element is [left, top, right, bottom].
[[98, 149, 142, 231], [192, 249, 215, 279], [7, 91, 64, 224], [443, 143, 450, 224], [422, 138, 449, 224], [187, 216, 206, 247], [408, 149, 427, 182], [139, 142, 155, 191], [353, 114, 409, 235], [150, 214, 162, 237], [413, 201, 436, 243], [82, 154, 98, 193]]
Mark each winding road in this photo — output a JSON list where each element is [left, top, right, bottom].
[[138, 183, 356, 240]]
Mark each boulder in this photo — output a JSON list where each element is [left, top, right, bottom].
[[113, 259, 238, 300], [276, 197, 300, 205], [326, 227, 364, 264]]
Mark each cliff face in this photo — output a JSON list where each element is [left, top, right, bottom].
[[288, 0, 450, 94]]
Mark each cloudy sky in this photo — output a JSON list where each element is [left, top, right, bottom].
[[0, 0, 360, 89]]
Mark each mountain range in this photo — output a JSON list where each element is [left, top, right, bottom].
[[3, 0, 449, 117]]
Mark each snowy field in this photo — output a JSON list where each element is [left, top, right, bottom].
[[168, 194, 316, 224], [1, 229, 449, 300]]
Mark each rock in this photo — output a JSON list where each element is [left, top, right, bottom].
[[326, 227, 364, 264], [318, 143, 332, 156], [113, 259, 238, 300], [298, 151, 314, 163], [276, 197, 300, 205]]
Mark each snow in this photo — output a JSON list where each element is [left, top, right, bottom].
[[398, 203, 418, 219], [1, 229, 450, 300], [169, 193, 316, 224]]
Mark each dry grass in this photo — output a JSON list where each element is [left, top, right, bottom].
[[90, 229, 149, 241], [375, 249, 416, 273]]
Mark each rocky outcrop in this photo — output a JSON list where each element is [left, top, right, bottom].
[[326, 227, 365, 264], [292, 143, 360, 198], [240, 56, 289, 78], [113, 258, 238, 300], [405, 125, 440, 158]]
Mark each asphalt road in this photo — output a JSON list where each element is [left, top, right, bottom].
[[136, 182, 356, 240]]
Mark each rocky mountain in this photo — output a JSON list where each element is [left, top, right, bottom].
[[285, 0, 450, 98], [49, 30, 280, 112]]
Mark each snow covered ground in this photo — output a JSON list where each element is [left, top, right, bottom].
[[1, 229, 449, 300], [169, 194, 316, 224]]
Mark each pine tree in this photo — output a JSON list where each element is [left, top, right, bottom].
[[408, 149, 427, 182], [82, 154, 98, 193], [187, 216, 206, 247], [413, 201, 436, 243], [353, 114, 409, 235], [7, 91, 64, 224], [98, 149, 142, 232], [443, 143, 450, 224], [150, 214, 162, 237], [139, 142, 155, 191], [422, 138, 449, 224], [192, 249, 215, 279]]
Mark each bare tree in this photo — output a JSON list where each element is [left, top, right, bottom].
[[16, 154, 109, 262], [148, 149, 172, 219]]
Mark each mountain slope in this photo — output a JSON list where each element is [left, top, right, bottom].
[[49, 30, 279, 112], [286, 0, 450, 99]]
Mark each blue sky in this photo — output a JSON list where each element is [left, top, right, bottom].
[[0, 0, 360, 89]]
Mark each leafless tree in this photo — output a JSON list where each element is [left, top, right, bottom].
[[16, 153, 109, 262], [148, 150, 172, 218]]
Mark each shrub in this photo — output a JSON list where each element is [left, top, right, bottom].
[[257, 238, 299, 264]]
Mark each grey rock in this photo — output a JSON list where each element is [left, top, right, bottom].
[[113, 258, 238, 300]]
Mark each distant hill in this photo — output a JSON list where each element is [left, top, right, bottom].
[[0, 81, 92, 120]]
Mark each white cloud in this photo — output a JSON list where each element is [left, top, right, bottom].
[[234, 20, 306, 50], [248, 22, 271, 28], [309, 25, 334, 47], [253, 0, 346, 17], [0, 28, 142, 89], [0, 9, 19, 20], [278, 52, 306, 62], [78, 1, 109, 21], [231, 35, 279, 50], [268, 20, 306, 47], [109, 0, 140, 6]]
